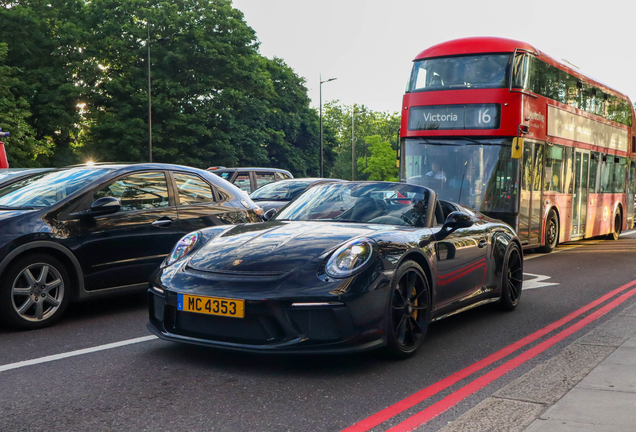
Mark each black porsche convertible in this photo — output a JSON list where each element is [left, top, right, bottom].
[[147, 182, 522, 357]]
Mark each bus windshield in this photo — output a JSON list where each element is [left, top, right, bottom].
[[409, 54, 511, 92], [404, 138, 518, 213]]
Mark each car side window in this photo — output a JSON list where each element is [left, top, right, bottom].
[[233, 172, 251, 192], [173, 172, 216, 205], [94, 172, 169, 212], [255, 172, 275, 189], [275, 172, 291, 180]]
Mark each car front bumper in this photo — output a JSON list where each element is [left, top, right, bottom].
[[147, 287, 387, 354]]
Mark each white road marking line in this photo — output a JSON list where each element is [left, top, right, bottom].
[[0, 335, 157, 373], [524, 245, 579, 261], [523, 240, 604, 261], [523, 273, 559, 290], [620, 229, 636, 237]]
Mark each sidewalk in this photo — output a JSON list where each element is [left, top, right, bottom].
[[438, 300, 636, 432]]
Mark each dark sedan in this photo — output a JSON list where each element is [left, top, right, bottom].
[[0, 163, 261, 330], [148, 181, 523, 357], [249, 178, 346, 212]]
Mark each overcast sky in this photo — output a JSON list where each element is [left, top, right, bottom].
[[232, 0, 636, 114]]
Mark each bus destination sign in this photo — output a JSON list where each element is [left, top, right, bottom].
[[408, 104, 501, 131]]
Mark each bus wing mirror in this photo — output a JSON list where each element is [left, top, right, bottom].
[[511, 137, 523, 159]]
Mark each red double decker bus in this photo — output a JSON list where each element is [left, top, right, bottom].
[[399, 37, 636, 252]]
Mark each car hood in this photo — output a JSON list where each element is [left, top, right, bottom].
[[188, 221, 384, 274], [0, 209, 37, 223]]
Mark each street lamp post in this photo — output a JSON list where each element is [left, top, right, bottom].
[[147, 25, 152, 163], [352, 103, 355, 181], [319, 75, 337, 177]]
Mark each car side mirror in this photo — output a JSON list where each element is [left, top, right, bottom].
[[419, 211, 474, 247], [91, 196, 121, 214], [69, 197, 121, 219], [262, 208, 277, 221], [442, 211, 474, 231]]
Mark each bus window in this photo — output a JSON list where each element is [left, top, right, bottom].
[[512, 54, 530, 89], [599, 156, 614, 193], [524, 57, 632, 127], [545, 145, 564, 193], [563, 148, 574, 194], [613, 158, 626, 193], [409, 54, 511, 92], [589, 153, 599, 193], [404, 138, 517, 212], [533, 145, 544, 192]]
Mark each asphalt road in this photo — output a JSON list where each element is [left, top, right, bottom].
[[2, 234, 636, 432]]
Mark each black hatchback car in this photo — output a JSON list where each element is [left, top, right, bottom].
[[0, 163, 261, 329]]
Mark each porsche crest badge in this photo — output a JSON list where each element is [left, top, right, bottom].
[[232, 260, 243, 266]]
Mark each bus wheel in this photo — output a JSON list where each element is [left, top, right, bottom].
[[539, 210, 559, 253], [608, 213, 622, 241]]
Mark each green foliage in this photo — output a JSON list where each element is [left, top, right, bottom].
[[0, 0, 87, 166], [322, 101, 400, 180], [357, 135, 398, 181], [0, 0, 328, 175], [0, 43, 51, 166]]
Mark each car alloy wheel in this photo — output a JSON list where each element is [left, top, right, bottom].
[[386, 261, 430, 358], [500, 243, 523, 311], [0, 254, 70, 330]]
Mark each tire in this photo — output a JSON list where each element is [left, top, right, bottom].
[[607, 213, 622, 241], [0, 254, 71, 330], [499, 242, 523, 311], [383, 260, 431, 359], [538, 209, 559, 253]]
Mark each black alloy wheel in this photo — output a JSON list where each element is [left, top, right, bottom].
[[385, 260, 431, 358], [608, 213, 622, 240], [0, 254, 71, 330], [539, 209, 559, 253], [500, 243, 523, 311]]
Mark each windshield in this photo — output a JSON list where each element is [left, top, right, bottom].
[[409, 54, 511, 92], [404, 138, 518, 213], [0, 168, 111, 208], [274, 182, 431, 227], [249, 180, 313, 201]]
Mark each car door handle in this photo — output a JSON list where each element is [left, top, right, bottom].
[[478, 239, 488, 248], [152, 217, 173, 228]]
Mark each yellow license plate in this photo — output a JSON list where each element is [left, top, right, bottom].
[[178, 294, 245, 318]]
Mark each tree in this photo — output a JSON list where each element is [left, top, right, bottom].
[[357, 135, 398, 181], [257, 56, 330, 176], [322, 101, 400, 180], [0, 0, 88, 166], [0, 43, 50, 166], [0, 0, 329, 175], [79, 0, 327, 175]]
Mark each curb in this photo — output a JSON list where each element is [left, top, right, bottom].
[[436, 300, 636, 432]]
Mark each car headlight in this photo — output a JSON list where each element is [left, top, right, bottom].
[[325, 238, 375, 278], [165, 232, 200, 266]]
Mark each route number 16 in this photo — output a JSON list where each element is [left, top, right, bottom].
[[477, 109, 491, 124]]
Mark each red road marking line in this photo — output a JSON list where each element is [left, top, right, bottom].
[[388, 286, 636, 432], [342, 279, 636, 432]]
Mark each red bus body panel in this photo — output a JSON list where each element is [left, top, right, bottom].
[[0, 142, 8, 169]]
